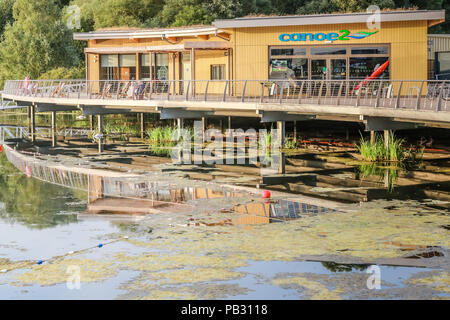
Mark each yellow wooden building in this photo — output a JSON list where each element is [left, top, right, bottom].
[[74, 10, 445, 84]]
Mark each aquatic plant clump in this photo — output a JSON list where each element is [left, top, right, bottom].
[[357, 132, 424, 163]]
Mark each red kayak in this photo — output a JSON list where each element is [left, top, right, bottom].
[[351, 60, 390, 94]]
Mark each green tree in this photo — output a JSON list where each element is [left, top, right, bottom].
[[69, 0, 164, 30], [393, 0, 449, 34], [0, 0, 79, 84], [38, 65, 85, 80], [151, 0, 273, 27], [296, 0, 395, 14], [0, 0, 15, 35]]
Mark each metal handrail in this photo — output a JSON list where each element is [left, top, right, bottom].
[[2, 79, 450, 112]]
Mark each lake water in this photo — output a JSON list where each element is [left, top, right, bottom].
[[0, 150, 449, 300]]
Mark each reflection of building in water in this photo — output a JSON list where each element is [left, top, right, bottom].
[[233, 199, 336, 225], [87, 175, 336, 223]]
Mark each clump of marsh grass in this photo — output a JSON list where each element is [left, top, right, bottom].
[[357, 132, 422, 163], [146, 126, 194, 157], [357, 133, 386, 162], [104, 122, 140, 141], [147, 126, 176, 145], [284, 138, 297, 150]]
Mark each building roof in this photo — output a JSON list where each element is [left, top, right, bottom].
[[213, 10, 446, 29], [74, 10, 446, 41], [73, 26, 224, 41]]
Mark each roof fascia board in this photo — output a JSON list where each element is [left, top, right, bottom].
[[213, 10, 445, 29], [74, 27, 224, 41]]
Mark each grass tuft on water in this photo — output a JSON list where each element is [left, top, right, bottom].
[[357, 132, 423, 163]]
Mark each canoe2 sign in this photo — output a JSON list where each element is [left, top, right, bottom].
[[279, 30, 378, 42]]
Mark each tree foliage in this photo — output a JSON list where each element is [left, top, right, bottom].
[[0, 0, 79, 83], [0, 0, 15, 35], [38, 65, 85, 80], [70, 0, 164, 30]]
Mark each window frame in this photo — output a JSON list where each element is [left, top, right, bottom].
[[268, 44, 391, 81], [210, 64, 226, 81]]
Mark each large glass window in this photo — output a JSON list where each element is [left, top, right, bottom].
[[269, 45, 390, 80], [119, 54, 136, 80], [153, 53, 169, 80], [100, 55, 119, 80], [311, 47, 346, 55], [100, 54, 137, 80], [271, 48, 306, 56], [211, 64, 226, 80], [349, 57, 390, 80], [270, 58, 308, 80], [140, 54, 151, 80], [351, 46, 388, 55]]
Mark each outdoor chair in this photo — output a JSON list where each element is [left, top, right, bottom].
[[50, 82, 67, 98], [135, 82, 149, 100]]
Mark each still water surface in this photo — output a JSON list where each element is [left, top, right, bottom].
[[0, 151, 449, 300]]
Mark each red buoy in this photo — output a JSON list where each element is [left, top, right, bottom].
[[0, 145, 2, 152], [262, 190, 271, 199]]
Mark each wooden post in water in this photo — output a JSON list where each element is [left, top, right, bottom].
[[370, 131, 375, 145], [89, 115, 93, 131], [277, 121, 285, 148], [202, 117, 206, 142], [140, 113, 145, 139], [293, 121, 297, 142], [384, 130, 390, 158], [177, 118, 184, 130], [98, 114, 103, 153], [278, 152, 286, 175], [31, 105, 36, 143], [27, 106, 31, 139], [51, 111, 57, 147]]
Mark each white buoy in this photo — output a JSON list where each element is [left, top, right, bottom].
[[0, 269, 7, 273]]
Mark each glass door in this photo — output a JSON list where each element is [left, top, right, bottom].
[[311, 59, 327, 80], [330, 59, 347, 80]]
